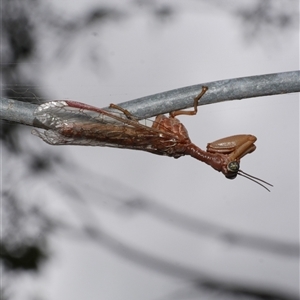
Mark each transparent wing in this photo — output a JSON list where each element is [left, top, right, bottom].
[[34, 101, 124, 130], [32, 100, 181, 155], [32, 101, 129, 145]]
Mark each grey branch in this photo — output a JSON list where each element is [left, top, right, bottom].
[[1, 71, 299, 128]]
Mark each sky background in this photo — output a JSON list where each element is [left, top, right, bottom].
[[3, 1, 299, 300]]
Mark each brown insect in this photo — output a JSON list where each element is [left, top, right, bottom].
[[32, 86, 272, 191]]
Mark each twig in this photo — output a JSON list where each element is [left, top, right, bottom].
[[1, 71, 299, 128]]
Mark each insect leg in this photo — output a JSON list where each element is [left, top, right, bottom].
[[109, 103, 138, 121], [170, 86, 208, 118]]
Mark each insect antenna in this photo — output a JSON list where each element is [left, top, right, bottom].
[[237, 170, 273, 192]]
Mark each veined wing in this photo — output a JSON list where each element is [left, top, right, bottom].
[[32, 101, 178, 153], [33, 100, 128, 129]]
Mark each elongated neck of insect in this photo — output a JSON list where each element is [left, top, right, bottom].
[[186, 144, 225, 172]]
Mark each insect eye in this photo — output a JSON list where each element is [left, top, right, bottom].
[[227, 161, 239, 172]]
